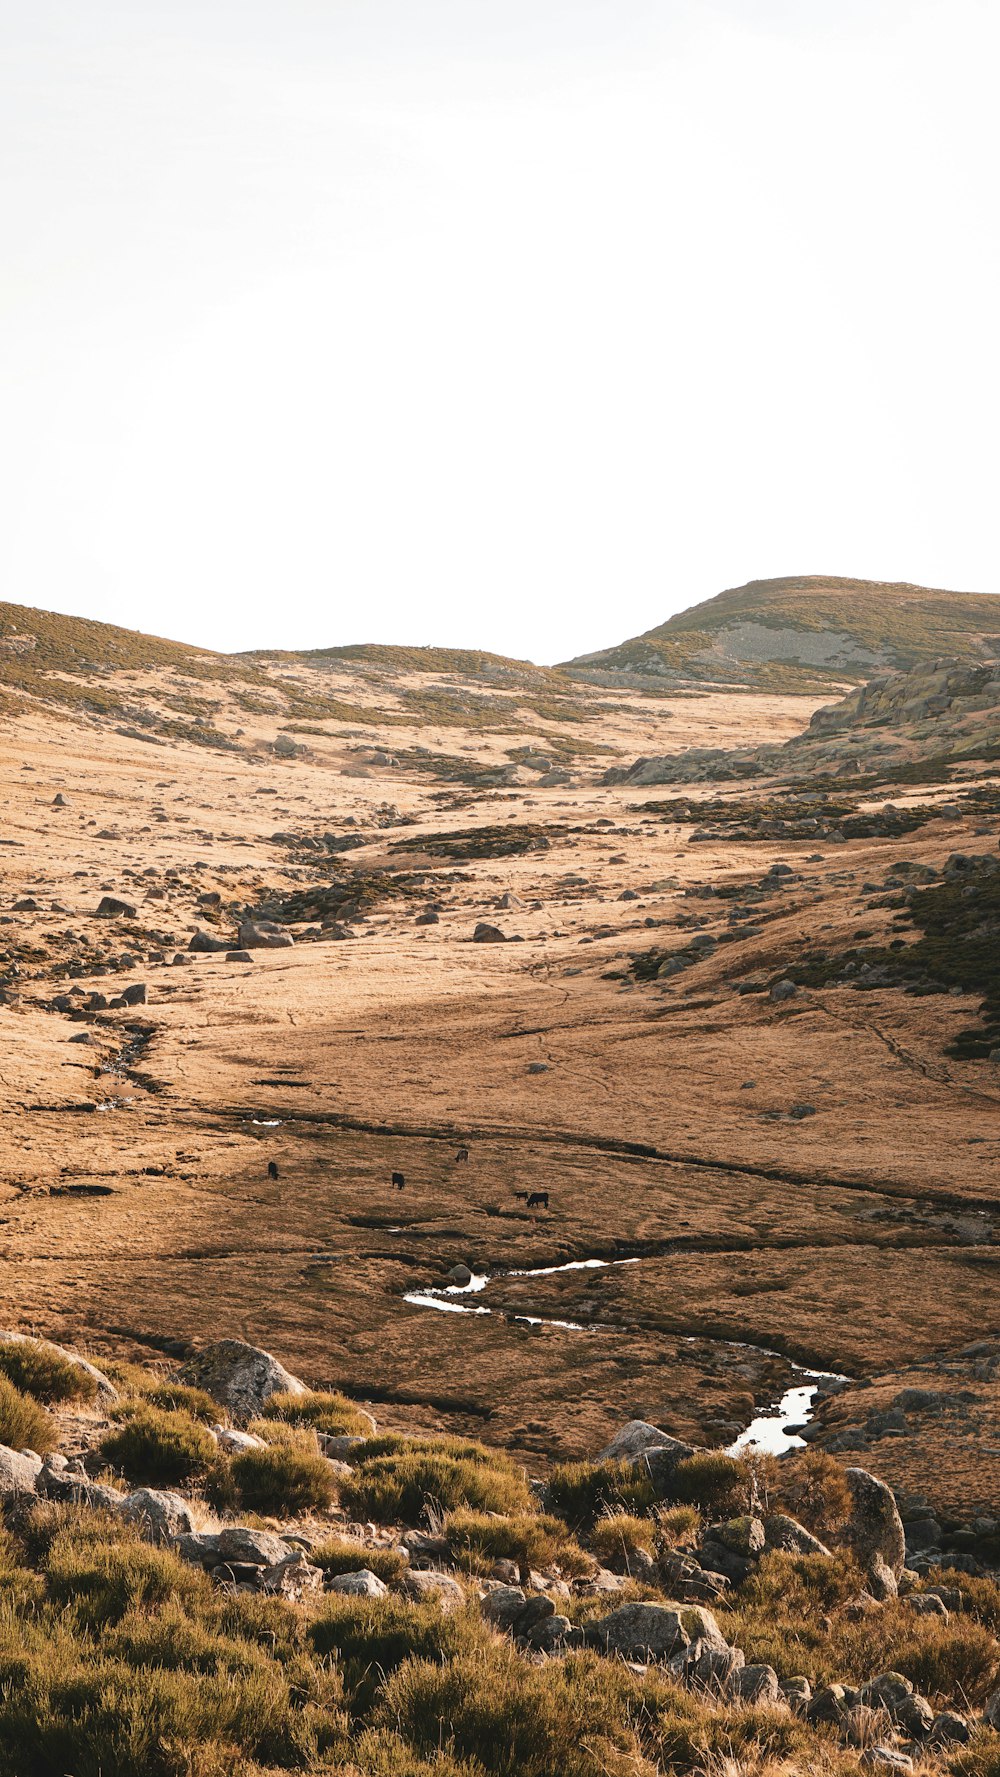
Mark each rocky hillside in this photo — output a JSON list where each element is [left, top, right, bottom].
[[566, 577, 1000, 693], [0, 1326, 998, 1777], [613, 655, 1000, 787]]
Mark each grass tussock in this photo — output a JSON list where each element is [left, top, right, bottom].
[[208, 1443, 336, 1516], [545, 1458, 657, 1529], [263, 1388, 373, 1437], [0, 1374, 57, 1455], [310, 1537, 409, 1584], [100, 1406, 218, 1488], [444, 1508, 592, 1580], [341, 1439, 534, 1525], [0, 1338, 98, 1405]]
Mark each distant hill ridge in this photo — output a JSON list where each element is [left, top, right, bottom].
[[563, 575, 1000, 693]]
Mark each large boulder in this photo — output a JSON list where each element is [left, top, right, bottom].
[[0, 1331, 117, 1401], [326, 1569, 388, 1598], [0, 1444, 42, 1498], [179, 1340, 307, 1419], [588, 1602, 726, 1661], [119, 1489, 194, 1543], [217, 1527, 294, 1568], [238, 920, 294, 950], [189, 929, 230, 953], [595, 1420, 675, 1463], [845, 1468, 906, 1579]]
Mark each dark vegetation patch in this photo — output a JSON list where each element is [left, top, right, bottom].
[[390, 824, 556, 860], [788, 854, 1000, 1058], [635, 793, 940, 842]]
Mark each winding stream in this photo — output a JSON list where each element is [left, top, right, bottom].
[[404, 1256, 847, 1456]]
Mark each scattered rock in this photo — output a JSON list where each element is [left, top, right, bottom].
[[326, 1569, 388, 1598], [119, 1488, 194, 1543], [179, 1340, 307, 1418]]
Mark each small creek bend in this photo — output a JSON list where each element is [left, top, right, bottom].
[[403, 1255, 847, 1457]]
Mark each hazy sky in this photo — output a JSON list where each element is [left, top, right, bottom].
[[2, 2, 998, 662]]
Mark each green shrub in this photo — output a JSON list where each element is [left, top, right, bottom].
[[341, 1451, 533, 1526], [265, 1388, 373, 1437], [100, 1406, 217, 1487], [667, 1451, 748, 1513], [655, 1504, 702, 1548], [310, 1595, 490, 1713], [141, 1382, 222, 1423], [445, 1509, 591, 1579], [208, 1444, 335, 1516], [545, 1459, 656, 1530], [311, 1537, 409, 1584], [589, 1512, 657, 1568], [44, 1521, 211, 1629], [0, 1339, 97, 1405], [0, 1374, 56, 1455]]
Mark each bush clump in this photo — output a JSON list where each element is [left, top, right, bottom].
[[0, 1374, 57, 1455], [0, 1338, 97, 1405], [265, 1389, 373, 1437], [311, 1537, 409, 1585], [445, 1509, 591, 1580], [667, 1451, 748, 1514], [100, 1406, 217, 1488], [208, 1443, 336, 1516], [341, 1449, 533, 1526], [588, 1512, 657, 1569], [545, 1459, 656, 1530]]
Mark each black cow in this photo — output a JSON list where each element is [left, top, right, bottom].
[[455, 1146, 470, 1164], [392, 1171, 405, 1190], [526, 1191, 549, 1210], [513, 1190, 529, 1202], [267, 1161, 279, 1181]]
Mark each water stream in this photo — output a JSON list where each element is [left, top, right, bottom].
[[403, 1254, 847, 1455]]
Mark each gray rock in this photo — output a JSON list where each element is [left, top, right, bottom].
[[595, 1420, 674, 1463], [212, 1425, 268, 1454], [119, 1488, 194, 1543], [634, 1438, 699, 1495], [37, 1461, 124, 1512], [472, 923, 506, 943], [325, 1568, 388, 1598], [845, 1467, 906, 1578], [179, 1339, 307, 1418], [730, 1663, 780, 1704], [175, 1532, 224, 1567], [908, 1591, 948, 1619], [0, 1444, 42, 1497], [527, 1612, 572, 1648], [682, 1641, 745, 1691], [769, 979, 798, 1002], [860, 1751, 913, 1773], [217, 1527, 293, 1567], [762, 1513, 831, 1557], [189, 929, 230, 953], [260, 1553, 324, 1599], [983, 1686, 1000, 1730], [929, 1711, 970, 1746], [238, 920, 294, 950], [401, 1569, 465, 1610], [780, 1676, 813, 1712], [588, 1602, 725, 1661], [447, 1264, 473, 1286], [95, 896, 137, 917], [481, 1585, 529, 1631]]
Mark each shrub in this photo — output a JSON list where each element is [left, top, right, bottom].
[[100, 1406, 217, 1487], [0, 1374, 56, 1455], [265, 1388, 373, 1437], [667, 1451, 748, 1514], [341, 1451, 533, 1526], [310, 1595, 490, 1713], [44, 1521, 211, 1628], [589, 1512, 657, 1569], [311, 1537, 409, 1584], [141, 1382, 222, 1423], [545, 1459, 656, 1529], [773, 1447, 853, 1541], [445, 1509, 591, 1580], [0, 1339, 97, 1405], [655, 1504, 702, 1548], [208, 1444, 335, 1516]]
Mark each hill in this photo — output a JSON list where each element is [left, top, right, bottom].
[[563, 575, 1000, 692]]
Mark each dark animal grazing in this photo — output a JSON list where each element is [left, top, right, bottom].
[[267, 1161, 279, 1180], [513, 1191, 529, 1202], [392, 1171, 405, 1190], [455, 1146, 470, 1164], [525, 1191, 549, 1209]]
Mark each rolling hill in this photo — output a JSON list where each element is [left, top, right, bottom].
[[563, 575, 1000, 692]]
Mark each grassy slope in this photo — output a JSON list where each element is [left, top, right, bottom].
[[563, 576, 1000, 690]]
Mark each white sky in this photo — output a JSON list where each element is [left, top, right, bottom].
[[1, 1, 998, 662]]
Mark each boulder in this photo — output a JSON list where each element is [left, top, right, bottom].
[[37, 1461, 124, 1512], [472, 923, 506, 943], [189, 929, 230, 953], [401, 1569, 465, 1610], [682, 1641, 745, 1691], [709, 1516, 765, 1558], [119, 1488, 194, 1543], [260, 1553, 324, 1599], [845, 1467, 906, 1578], [217, 1527, 293, 1568], [730, 1663, 781, 1704], [325, 1569, 388, 1598], [982, 1687, 1000, 1730], [95, 897, 137, 918], [238, 920, 295, 950], [481, 1585, 530, 1632], [588, 1602, 725, 1661], [211, 1425, 268, 1454], [0, 1444, 42, 1498], [175, 1532, 224, 1567], [595, 1420, 675, 1463], [634, 1438, 699, 1495], [762, 1513, 831, 1557], [179, 1340, 307, 1418], [929, 1712, 970, 1746]]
